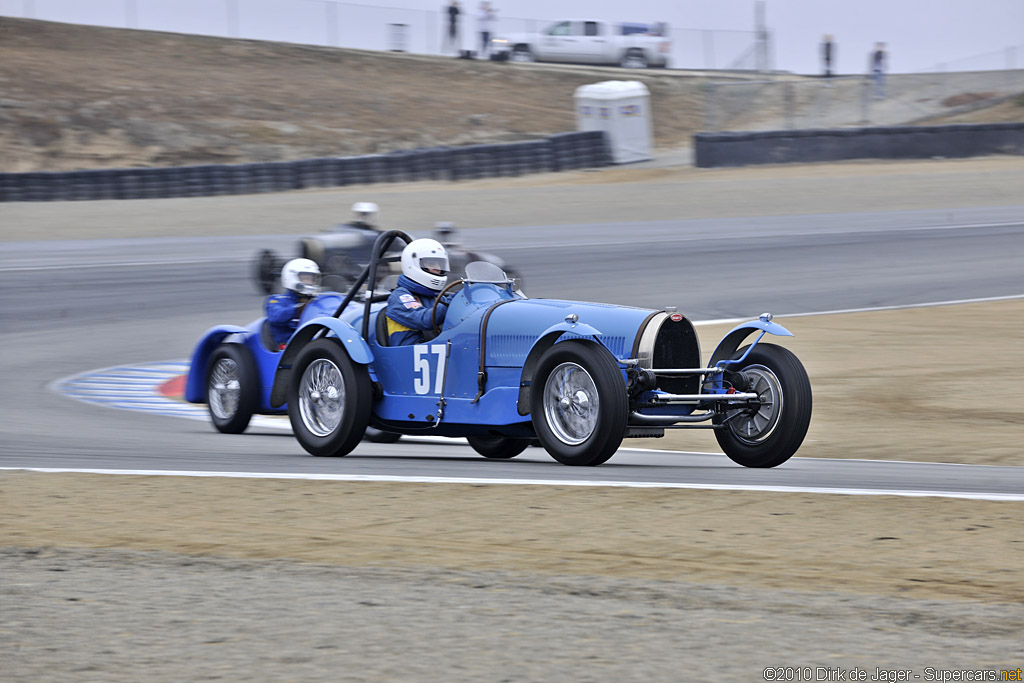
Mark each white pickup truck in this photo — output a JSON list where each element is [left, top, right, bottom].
[[491, 19, 671, 68]]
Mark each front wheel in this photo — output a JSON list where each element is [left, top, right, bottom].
[[511, 45, 534, 63], [531, 341, 628, 466], [205, 344, 258, 434], [467, 435, 531, 459], [714, 344, 812, 468], [288, 339, 372, 457]]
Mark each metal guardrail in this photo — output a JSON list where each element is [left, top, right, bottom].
[[0, 132, 612, 202]]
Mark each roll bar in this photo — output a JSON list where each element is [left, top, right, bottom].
[[329, 230, 414, 339]]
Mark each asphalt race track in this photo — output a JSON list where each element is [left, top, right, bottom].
[[2, 206, 1024, 498]]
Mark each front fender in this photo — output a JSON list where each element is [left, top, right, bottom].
[[184, 325, 249, 403], [269, 317, 373, 408], [709, 318, 794, 367], [515, 321, 604, 416]]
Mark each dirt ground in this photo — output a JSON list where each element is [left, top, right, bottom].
[[3, 22, 1024, 666], [3, 297, 1023, 607], [0, 17, 707, 172]]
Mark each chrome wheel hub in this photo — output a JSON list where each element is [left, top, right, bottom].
[[298, 359, 346, 437], [209, 358, 240, 420], [726, 364, 783, 444], [543, 362, 599, 446]]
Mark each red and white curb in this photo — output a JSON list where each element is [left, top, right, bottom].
[[51, 360, 292, 431]]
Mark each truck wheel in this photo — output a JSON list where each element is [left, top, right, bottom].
[[620, 49, 648, 68], [714, 344, 812, 468], [467, 435, 531, 459], [205, 344, 258, 434], [511, 45, 534, 62], [531, 341, 627, 466], [288, 339, 372, 457]]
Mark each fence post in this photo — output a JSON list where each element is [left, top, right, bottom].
[[860, 77, 870, 125], [326, 2, 338, 47], [702, 30, 716, 70], [702, 81, 717, 131], [227, 0, 239, 38], [783, 80, 794, 129]]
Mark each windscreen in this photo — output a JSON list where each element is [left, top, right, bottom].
[[464, 261, 508, 283]]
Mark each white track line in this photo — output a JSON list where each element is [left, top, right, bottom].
[[4, 467, 1022, 501]]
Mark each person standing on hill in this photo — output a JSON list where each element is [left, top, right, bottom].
[[477, 1, 498, 58], [870, 42, 887, 99], [444, 1, 461, 54], [821, 34, 835, 79]]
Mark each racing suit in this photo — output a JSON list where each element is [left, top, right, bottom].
[[384, 274, 449, 346], [265, 289, 308, 348]]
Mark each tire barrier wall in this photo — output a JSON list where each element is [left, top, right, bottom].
[[0, 131, 611, 202], [693, 123, 1024, 168]]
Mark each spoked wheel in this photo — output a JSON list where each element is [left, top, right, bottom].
[[287, 339, 372, 457], [714, 344, 812, 468], [467, 435, 531, 459], [531, 341, 628, 466], [254, 249, 282, 295], [205, 344, 258, 434]]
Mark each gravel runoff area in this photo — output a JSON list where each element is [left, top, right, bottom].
[[3, 156, 1024, 680]]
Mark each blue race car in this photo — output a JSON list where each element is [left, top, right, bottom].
[[187, 230, 811, 467]]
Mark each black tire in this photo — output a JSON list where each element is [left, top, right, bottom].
[[287, 339, 372, 457], [364, 427, 402, 443], [254, 249, 281, 295], [620, 48, 648, 69], [530, 341, 628, 466], [467, 435, 531, 459], [714, 344, 812, 468], [511, 45, 534, 62], [205, 344, 258, 434]]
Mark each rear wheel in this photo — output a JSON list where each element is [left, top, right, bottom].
[[620, 49, 648, 68], [467, 435, 531, 459], [714, 344, 812, 468], [288, 339, 372, 457], [531, 341, 627, 466], [205, 344, 258, 434]]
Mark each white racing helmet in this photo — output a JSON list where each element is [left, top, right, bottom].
[[281, 258, 321, 297], [401, 238, 449, 291], [352, 201, 378, 225]]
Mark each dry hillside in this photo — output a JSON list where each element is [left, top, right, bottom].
[[2, 17, 1021, 173], [0, 17, 708, 172]]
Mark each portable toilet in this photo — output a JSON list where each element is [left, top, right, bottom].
[[574, 81, 653, 163]]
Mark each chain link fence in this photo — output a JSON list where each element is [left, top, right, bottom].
[[701, 68, 1024, 132]]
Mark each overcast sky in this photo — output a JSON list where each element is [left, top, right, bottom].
[[3, 0, 1022, 74]]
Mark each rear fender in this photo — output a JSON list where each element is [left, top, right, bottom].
[[184, 325, 249, 403], [708, 318, 794, 368], [269, 317, 373, 408], [515, 321, 603, 416]]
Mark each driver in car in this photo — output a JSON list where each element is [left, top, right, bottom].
[[266, 258, 321, 348], [384, 238, 451, 346]]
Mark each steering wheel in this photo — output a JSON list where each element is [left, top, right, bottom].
[[431, 279, 465, 334]]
